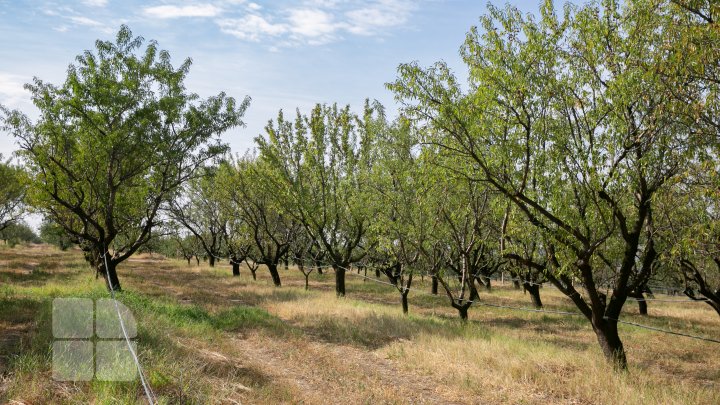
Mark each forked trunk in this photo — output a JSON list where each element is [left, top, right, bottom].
[[457, 305, 469, 321]]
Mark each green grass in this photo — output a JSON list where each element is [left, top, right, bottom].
[[2, 244, 719, 404], [0, 246, 291, 403]]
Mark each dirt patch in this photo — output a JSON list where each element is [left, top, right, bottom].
[[227, 331, 462, 404]]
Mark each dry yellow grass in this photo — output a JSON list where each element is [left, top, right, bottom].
[[1, 244, 718, 404]]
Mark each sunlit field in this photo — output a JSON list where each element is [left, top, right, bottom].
[[1, 243, 718, 404]]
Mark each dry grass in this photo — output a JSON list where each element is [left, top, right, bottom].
[[1, 244, 718, 404]]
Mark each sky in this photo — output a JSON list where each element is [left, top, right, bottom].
[[0, 0, 548, 159]]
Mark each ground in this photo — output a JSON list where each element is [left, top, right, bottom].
[[0, 244, 719, 404]]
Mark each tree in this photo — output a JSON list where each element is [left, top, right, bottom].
[[170, 166, 229, 267], [656, 169, 720, 317], [653, 1, 720, 316], [366, 118, 426, 314], [287, 230, 320, 290], [220, 156, 297, 287], [0, 221, 40, 246], [389, 1, 698, 368], [1, 26, 248, 291], [39, 219, 75, 250], [433, 167, 503, 321], [503, 220, 551, 309], [0, 157, 26, 232], [257, 102, 382, 296]]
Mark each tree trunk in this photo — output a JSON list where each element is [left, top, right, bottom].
[[186, 258, 191, 266], [629, 290, 647, 315], [592, 319, 627, 370], [267, 263, 282, 287], [209, 255, 216, 267], [457, 305, 468, 321], [375, 268, 381, 278], [334, 266, 346, 297], [304, 274, 310, 290], [401, 292, 409, 314], [232, 261, 240, 277], [195, 256, 200, 266], [431, 275, 438, 295], [525, 283, 543, 308], [637, 298, 648, 315], [284, 257, 289, 270], [481, 277, 491, 291], [100, 257, 122, 292], [250, 267, 257, 280]]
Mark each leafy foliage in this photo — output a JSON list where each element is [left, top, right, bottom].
[[1, 25, 248, 290]]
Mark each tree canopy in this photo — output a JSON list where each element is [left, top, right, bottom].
[[1, 25, 249, 290]]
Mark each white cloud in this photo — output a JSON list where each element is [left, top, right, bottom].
[[143, 4, 221, 19], [345, 0, 414, 35], [69, 16, 104, 27], [82, 0, 109, 7], [217, 14, 287, 41], [287, 9, 339, 39], [211, 0, 417, 46], [304, 0, 341, 7]]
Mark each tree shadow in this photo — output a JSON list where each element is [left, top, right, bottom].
[[288, 310, 491, 350], [0, 297, 49, 375]]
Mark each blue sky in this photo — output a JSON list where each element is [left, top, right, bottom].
[[0, 0, 543, 157]]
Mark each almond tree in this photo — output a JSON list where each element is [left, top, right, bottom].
[[366, 118, 428, 314], [1, 26, 248, 291], [219, 157, 296, 287], [170, 166, 229, 267], [390, 1, 698, 368], [257, 102, 381, 296]]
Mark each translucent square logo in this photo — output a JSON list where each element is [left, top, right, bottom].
[[52, 298, 139, 382]]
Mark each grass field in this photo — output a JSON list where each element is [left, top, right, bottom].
[[1, 243, 719, 404]]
